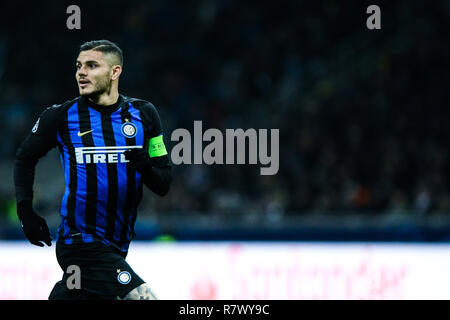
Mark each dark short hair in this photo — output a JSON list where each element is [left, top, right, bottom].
[[79, 40, 123, 66]]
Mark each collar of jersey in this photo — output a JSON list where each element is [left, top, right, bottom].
[[80, 94, 124, 114]]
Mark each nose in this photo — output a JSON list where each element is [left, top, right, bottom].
[[77, 66, 87, 77]]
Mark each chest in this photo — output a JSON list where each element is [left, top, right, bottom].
[[60, 106, 147, 148]]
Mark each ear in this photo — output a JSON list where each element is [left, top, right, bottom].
[[111, 65, 122, 81]]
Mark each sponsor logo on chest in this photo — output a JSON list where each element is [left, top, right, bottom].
[[75, 145, 142, 164]]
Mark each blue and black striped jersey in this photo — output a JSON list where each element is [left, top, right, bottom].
[[16, 94, 170, 253]]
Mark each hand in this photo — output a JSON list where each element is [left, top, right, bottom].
[[17, 201, 52, 247], [124, 148, 152, 171]]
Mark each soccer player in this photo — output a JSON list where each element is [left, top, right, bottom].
[[13, 40, 171, 300]]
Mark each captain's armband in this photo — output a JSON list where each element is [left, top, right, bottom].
[[148, 134, 168, 158]]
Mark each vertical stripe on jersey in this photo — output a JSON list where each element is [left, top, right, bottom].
[[100, 111, 119, 242], [56, 133, 72, 242], [127, 103, 144, 243], [77, 106, 98, 236], [109, 108, 128, 244], [119, 107, 136, 250], [88, 107, 108, 238], [57, 103, 80, 242], [67, 104, 89, 241]]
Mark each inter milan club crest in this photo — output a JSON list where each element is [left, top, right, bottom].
[[121, 119, 137, 138], [117, 270, 132, 285]]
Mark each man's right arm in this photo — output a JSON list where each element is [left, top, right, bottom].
[[14, 106, 60, 246], [15, 106, 59, 202]]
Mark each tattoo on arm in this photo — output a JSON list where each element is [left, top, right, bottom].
[[120, 283, 158, 300]]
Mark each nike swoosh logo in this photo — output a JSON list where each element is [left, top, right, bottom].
[[77, 130, 93, 137]]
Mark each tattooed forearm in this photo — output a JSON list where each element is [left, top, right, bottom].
[[121, 283, 158, 300]]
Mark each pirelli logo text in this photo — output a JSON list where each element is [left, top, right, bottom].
[[75, 146, 142, 164]]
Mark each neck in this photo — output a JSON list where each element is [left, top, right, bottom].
[[87, 90, 119, 106]]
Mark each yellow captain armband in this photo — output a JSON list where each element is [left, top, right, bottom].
[[148, 134, 168, 157]]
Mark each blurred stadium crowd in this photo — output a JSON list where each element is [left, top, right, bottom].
[[0, 0, 449, 226]]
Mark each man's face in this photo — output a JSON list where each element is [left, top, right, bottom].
[[75, 50, 114, 97]]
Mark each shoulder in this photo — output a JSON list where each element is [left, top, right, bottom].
[[31, 97, 79, 136], [39, 97, 80, 118], [122, 95, 161, 123], [123, 95, 158, 113], [121, 95, 166, 135]]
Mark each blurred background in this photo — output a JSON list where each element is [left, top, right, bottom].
[[1, 0, 449, 240], [0, 0, 449, 299]]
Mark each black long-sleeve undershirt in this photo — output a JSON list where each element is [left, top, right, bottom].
[[138, 158, 172, 196], [14, 134, 55, 204]]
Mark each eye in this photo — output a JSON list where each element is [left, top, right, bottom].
[[89, 64, 97, 69]]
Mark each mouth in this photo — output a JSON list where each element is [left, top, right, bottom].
[[79, 79, 91, 88]]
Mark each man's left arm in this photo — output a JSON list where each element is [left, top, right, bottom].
[[124, 103, 171, 196]]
